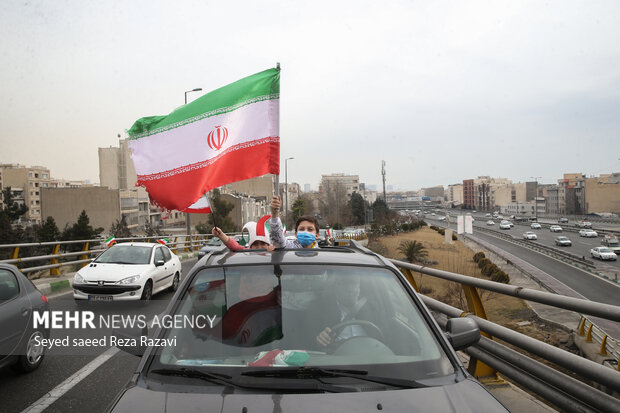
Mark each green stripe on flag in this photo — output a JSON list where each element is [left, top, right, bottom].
[[127, 68, 280, 140]]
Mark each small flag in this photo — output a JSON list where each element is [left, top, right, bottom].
[[157, 238, 171, 245], [105, 236, 116, 247]]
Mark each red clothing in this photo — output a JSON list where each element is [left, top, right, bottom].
[[224, 237, 247, 251]]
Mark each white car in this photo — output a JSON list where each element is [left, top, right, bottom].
[[523, 231, 537, 240], [73, 242, 181, 303], [530, 223, 542, 229], [579, 229, 598, 238], [577, 221, 592, 228], [500, 220, 514, 228], [554, 236, 572, 247], [499, 222, 511, 230], [549, 225, 563, 232], [486, 220, 495, 226], [590, 247, 617, 261]]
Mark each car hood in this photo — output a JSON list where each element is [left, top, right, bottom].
[[110, 379, 508, 412], [79, 263, 152, 282]]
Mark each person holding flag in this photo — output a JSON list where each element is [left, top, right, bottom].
[[269, 195, 320, 249], [211, 215, 275, 251]]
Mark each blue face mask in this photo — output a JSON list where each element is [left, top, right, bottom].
[[296, 231, 316, 247]]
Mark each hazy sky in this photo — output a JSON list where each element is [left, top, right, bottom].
[[1, 0, 619, 191]]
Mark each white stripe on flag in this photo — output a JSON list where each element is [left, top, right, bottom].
[[183, 196, 211, 213], [128, 99, 279, 176]]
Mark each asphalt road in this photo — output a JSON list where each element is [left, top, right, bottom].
[[428, 217, 620, 306], [0, 258, 198, 413]]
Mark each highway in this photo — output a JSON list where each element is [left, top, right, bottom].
[[0, 259, 197, 413], [426, 215, 620, 306]]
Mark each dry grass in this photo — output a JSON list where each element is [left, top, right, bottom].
[[377, 227, 567, 342]]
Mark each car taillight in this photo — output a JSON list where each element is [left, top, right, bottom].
[[41, 295, 48, 303]]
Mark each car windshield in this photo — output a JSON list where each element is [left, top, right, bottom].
[[206, 238, 223, 246], [599, 248, 613, 253], [152, 264, 453, 382], [94, 245, 152, 264]]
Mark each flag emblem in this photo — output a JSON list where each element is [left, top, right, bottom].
[[207, 125, 228, 151]]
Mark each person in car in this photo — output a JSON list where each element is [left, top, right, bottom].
[[269, 195, 320, 248], [314, 273, 379, 347], [211, 215, 275, 251]]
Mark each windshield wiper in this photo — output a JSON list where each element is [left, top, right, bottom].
[[150, 368, 354, 393], [151, 368, 238, 387], [242, 367, 427, 389]]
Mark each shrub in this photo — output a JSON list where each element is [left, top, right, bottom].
[[491, 271, 510, 283], [452, 233, 458, 241], [482, 263, 497, 277], [438, 228, 445, 235], [477, 257, 490, 269], [473, 252, 486, 263]]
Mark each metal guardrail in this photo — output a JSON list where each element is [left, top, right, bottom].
[[391, 259, 620, 412], [0, 233, 244, 275]]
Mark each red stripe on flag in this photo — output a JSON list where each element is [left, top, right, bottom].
[[136, 140, 280, 211]]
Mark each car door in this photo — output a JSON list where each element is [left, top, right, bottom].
[[161, 247, 177, 288], [152, 247, 172, 293], [0, 268, 29, 358]]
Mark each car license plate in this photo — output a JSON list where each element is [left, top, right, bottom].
[[88, 295, 113, 301]]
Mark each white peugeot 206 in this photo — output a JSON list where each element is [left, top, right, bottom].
[[73, 242, 181, 304]]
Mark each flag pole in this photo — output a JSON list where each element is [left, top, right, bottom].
[[206, 192, 219, 229]]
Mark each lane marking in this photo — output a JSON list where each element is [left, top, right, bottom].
[[21, 346, 120, 413]]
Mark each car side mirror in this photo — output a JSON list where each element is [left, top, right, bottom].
[[112, 325, 148, 357], [155, 259, 165, 267], [445, 318, 480, 351]]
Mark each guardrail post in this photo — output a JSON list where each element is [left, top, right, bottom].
[[184, 235, 191, 253], [599, 335, 607, 356], [578, 317, 586, 336], [80, 242, 90, 268], [461, 284, 502, 381], [400, 268, 420, 292], [10, 246, 19, 260], [50, 243, 61, 276], [586, 323, 593, 342], [171, 237, 178, 254]]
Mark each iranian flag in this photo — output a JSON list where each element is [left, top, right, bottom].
[[127, 68, 280, 211]]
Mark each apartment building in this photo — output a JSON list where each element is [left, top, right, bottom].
[[0, 163, 51, 225], [585, 174, 620, 214]]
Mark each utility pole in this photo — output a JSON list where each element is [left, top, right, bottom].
[[381, 160, 387, 202]]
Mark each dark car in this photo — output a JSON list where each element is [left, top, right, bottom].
[[109, 242, 507, 411], [555, 236, 572, 247], [0, 264, 50, 373], [317, 229, 331, 246]]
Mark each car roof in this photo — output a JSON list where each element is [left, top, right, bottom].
[[199, 242, 387, 268], [113, 242, 159, 247]]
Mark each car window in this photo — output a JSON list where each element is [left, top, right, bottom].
[[154, 265, 453, 381], [0, 269, 20, 302], [94, 245, 152, 265], [154, 247, 165, 262], [162, 247, 172, 262]]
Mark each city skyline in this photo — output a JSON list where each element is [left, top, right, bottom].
[[1, 1, 619, 191]]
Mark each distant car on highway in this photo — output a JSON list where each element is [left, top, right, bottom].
[[500, 220, 513, 228], [601, 236, 620, 253], [530, 223, 542, 230], [558, 217, 569, 224], [590, 247, 617, 261], [0, 263, 50, 373], [485, 213, 492, 217], [523, 231, 538, 240], [554, 236, 572, 247], [486, 220, 495, 226], [579, 229, 598, 238], [577, 221, 592, 228], [499, 222, 511, 230], [549, 225, 563, 233]]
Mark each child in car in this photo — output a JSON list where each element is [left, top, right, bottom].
[[211, 215, 275, 251], [269, 195, 320, 248]]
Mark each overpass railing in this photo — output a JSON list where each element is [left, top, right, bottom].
[[392, 259, 620, 413], [0, 233, 242, 275]]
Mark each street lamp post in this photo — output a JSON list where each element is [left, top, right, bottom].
[[184, 88, 202, 236], [284, 157, 294, 229], [530, 176, 542, 221]]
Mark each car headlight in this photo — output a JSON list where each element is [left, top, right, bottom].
[[74, 273, 85, 283], [116, 275, 141, 285]]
